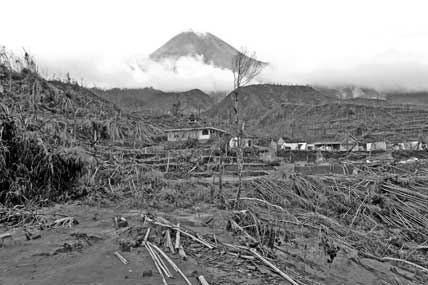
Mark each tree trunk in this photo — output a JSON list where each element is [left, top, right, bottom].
[[234, 89, 243, 208], [235, 145, 243, 206], [218, 151, 223, 194]]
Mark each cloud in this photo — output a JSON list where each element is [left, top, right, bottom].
[[129, 55, 233, 91], [37, 52, 234, 91], [34, 49, 428, 93], [299, 51, 428, 91], [256, 50, 428, 92]]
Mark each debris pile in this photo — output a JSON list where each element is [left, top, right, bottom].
[[111, 213, 307, 284], [228, 172, 428, 283]]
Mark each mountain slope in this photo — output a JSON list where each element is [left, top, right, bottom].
[[0, 65, 163, 146], [206, 83, 428, 142], [386, 91, 428, 105], [253, 100, 428, 142], [315, 86, 385, 100], [316, 86, 428, 105], [96, 87, 214, 114], [150, 30, 265, 70], [206, 84, 336, 123]]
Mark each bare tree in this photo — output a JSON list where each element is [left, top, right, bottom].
[[232, 48, 263, 207]]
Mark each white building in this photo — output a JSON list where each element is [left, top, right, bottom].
[[165, 127, 227, 142], [229, 137, 254, 148], [366, 141, 387, 151], [280, 142, 307, 150], [312, 141, 343, 151]]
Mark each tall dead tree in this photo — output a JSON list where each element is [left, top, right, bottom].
[[232, 48, 263, 207]]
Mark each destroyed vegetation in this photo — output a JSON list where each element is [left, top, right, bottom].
[[1, 46, 428, 285], [0, 111, 86, 205]]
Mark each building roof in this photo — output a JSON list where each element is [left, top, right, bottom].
[[230, 136, 256, 139], [311, 141, 342, 145], [164, 127, 227, 133]]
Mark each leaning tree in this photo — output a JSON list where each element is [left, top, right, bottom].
[[231, 48, 263, 207]]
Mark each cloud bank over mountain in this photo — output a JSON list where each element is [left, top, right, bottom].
[[38, 53, 234, 91], [3, 1, 428, 92], [31, 29, 428, 92], [35, 47, 428, 93]]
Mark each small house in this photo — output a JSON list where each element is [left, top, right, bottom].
[[280, 142, 307, 151], [341, 141, 366, 152], [403, 141, 420, 150], [281, 142, 299, 150], [165, 127, 227, 143], [366, 141, 387, 151], [229, 137, 254, 148], [298, 142, 308, 150], [388, 142, 405, 151], [313, 141, 343, 151]]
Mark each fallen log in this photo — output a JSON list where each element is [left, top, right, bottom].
[[149, 242, 192, 285], [144, 216, 214, 249], [114, 251, 128, 264], [175, 223, 180, 250], [248, 248, 299, 285], [150, 243, 173, 278], [360, 252, 428, 273], [198, 275, 210, 285], [144, 242, 168, 285], [227, 197, 290, 214], [0, 232, 12, 240], [165, 229, 175, 253]]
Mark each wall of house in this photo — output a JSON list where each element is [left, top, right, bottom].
[[199, 129, 211, 141], [167, 130, 204, 142], [314, 144, 342, 151], [230, 137, 253, 148], [166, 129, 224, 142], [281, 143, 299, 150], [367, 141, 387, 151]]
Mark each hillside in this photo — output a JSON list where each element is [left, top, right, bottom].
[[0, 65, 163, 147], [315, 86, 385, 100], [96, 87, 214, 114], [386, 91, 428, 105], [206, 84, 336, 124], [251, 99, 428, 142], [315, 86, 428, 106], [203, 83, 428, 142], [149, 30, 266, 70]]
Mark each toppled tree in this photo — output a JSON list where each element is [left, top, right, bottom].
[[232, 48, 263, 207]]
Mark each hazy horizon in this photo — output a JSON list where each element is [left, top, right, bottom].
[[2, 0, 428, 92]]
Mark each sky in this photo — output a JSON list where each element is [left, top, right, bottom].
[[1, 0, 428, 91]]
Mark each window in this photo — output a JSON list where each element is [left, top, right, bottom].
[[202, 129, 209, 135]]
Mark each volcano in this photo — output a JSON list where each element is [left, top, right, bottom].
[[149, 30, 266, 70]]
